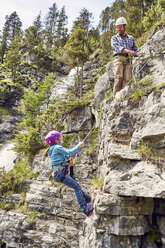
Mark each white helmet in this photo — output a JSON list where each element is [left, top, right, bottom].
[[115, 17, 127, 26]]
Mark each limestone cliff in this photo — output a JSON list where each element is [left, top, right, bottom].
[[80, 26, 165, 248], [0, 27, 165, 248]]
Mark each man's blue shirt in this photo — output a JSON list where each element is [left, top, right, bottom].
[[111, 33, 138, 56]]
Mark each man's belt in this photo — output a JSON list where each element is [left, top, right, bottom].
[[113, 53, 128, 57]]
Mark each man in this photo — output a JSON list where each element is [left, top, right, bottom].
[[111, 17, 144, 95]]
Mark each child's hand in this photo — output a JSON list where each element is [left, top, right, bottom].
[[79, 141, 84, 147]]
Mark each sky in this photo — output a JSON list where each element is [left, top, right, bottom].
[[0, 0, 114, 32]]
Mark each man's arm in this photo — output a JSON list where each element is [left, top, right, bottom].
[[122, 37, 144, 57]]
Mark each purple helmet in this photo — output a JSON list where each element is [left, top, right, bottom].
[[45, 131, 62, 146]]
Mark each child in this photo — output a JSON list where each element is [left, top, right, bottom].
[[44, 130, 94, 217]]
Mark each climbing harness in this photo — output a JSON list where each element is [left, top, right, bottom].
[[65, 124, 97, 179]]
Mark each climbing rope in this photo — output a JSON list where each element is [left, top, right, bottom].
[[83, 124, 96, 143], [128, 47, 165, 61], [127, 47, 165, 86]]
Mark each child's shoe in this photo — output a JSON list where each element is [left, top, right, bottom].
[[85, 193, 91, 203], [82, 204, 94, 217]]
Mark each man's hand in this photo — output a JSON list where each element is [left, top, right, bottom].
[[137, 52, 145, 58], [79, 141, 84, 147], [127, 50, 137, 56]]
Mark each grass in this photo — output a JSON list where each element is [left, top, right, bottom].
[[28, 210, 38, 224], [0, 201, 16, 211], [91, 173, 104, 191], [137, 140, 165, 164]]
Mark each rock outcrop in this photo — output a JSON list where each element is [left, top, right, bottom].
[[81, 26, 165, 248]]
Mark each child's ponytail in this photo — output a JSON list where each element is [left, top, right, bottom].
[[43, 148, 50, 157]]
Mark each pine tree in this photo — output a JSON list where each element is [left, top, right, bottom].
[[125, 0, 153, 37], [99, 7, 112, 33], [56, 6, 68, 47], [4, 34, 22, 81], [73, 8, 93, 51], [8, 11, 22, 42], [44, 3, 59, 49], [23, 12, 43, 53], [65, 26, 89, 97], [0, 12, 22, 63], [0, 16, 10, 63]]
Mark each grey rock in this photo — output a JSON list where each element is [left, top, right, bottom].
[[104, 161, 165, 198]]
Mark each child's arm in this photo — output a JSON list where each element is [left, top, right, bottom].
[[56, 141, 84, 157]]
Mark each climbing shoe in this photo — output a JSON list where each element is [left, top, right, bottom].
[[82, 204, 94, 217], [85, 193, 91, 203]]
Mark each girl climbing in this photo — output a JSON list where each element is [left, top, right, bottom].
[[44, 130, 94, 217]]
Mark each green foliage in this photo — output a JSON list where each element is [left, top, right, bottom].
[[146, 226, 160, 243], [129, 77, 154, 100], [17, 73, 55, 128], [0, 160, 37, 196], [13, 127, 43, 158], [28, 210, 38, 224], [4, 34, 22, 81], [0, 201, 16, 211], [65, 26, 89, 67], [42, 89, 94, 132], [137, 141, 152, 157], [99, 30, 113, 64], [0, 107, 12, 117], [143, 0, 165, 30], [63, 135, 74, 148], [0, 79, 13, 102]]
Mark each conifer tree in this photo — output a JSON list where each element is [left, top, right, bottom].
[[125, 0, 153, 37], [99, 7, 112, 33], [56, 6, 68, 47], [73, 8, 93, 51], [44, 3, 59, 49], [8, 11, 22, 42], [4, 34, 22, 81], [65, 25, 89, 97], [0, 12, 22, 63], [0, 16, 10, 63], [23, 12, 43, 53]]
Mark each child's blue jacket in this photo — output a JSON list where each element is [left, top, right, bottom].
[[48, 143, 81, 170]]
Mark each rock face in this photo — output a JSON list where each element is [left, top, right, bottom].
[[0, 27, 165, 248], [80, 26, 165, 248]]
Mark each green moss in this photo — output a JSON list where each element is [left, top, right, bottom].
[[0, 107, 12, 117]]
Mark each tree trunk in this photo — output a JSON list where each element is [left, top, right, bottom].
[[80, 63, 83, 97]]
